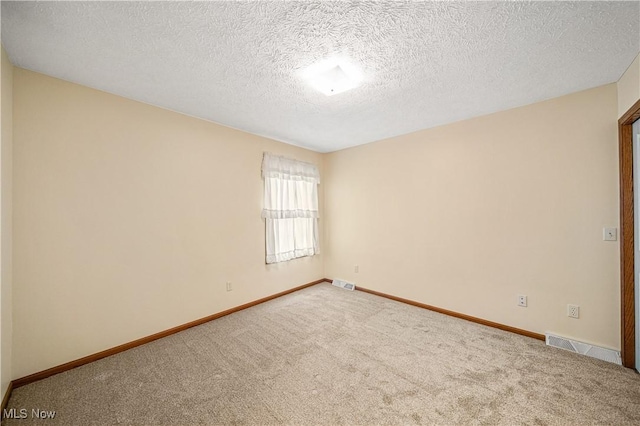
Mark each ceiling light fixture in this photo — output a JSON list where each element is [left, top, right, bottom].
[[301, 58, 363, 96]]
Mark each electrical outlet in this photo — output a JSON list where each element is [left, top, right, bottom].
[[567, 304, 579, 319], [354, 264, 359, 273], [517, 295, 527, 307], [226, 281, 232, 292]]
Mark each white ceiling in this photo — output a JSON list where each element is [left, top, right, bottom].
[[2, 1, 639, 153]]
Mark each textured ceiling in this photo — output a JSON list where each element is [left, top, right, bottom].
[[2, 1, 639, 152]]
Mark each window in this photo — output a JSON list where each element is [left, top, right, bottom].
[[261, 153, 319, 264]]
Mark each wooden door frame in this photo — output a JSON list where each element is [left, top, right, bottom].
[[619, 98, 640, 368]]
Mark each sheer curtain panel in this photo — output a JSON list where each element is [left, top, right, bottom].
[[262, 153, 320, 264]]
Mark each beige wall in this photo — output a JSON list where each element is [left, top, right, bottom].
[[618, 53, 640, 118], [12, 68, 324, 378], [1, 46, 14, 399], [325, 84, 620, 350], [7, 64, 627, 378]]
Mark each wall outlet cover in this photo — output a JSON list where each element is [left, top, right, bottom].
[[567, 304, 579, 318], [518, 295, 527, 307]]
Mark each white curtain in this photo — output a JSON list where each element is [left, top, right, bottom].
[[262, 153, 320, 264]]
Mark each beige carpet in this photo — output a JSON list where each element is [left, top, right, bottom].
[[3, 283, 640, 425]]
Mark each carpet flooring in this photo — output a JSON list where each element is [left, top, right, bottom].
[[3, 283, 640, 425]]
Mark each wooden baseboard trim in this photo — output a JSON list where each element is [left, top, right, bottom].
[[12, 278, 331, 389], [356, 286, 545, 341], [1, 381, 13, 419]]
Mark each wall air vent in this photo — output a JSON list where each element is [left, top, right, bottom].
[[545, 333, 621, 365], [332, 279, 355, 291]]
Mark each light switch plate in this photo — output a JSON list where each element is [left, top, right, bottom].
[[603, 228, 617, 241]]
